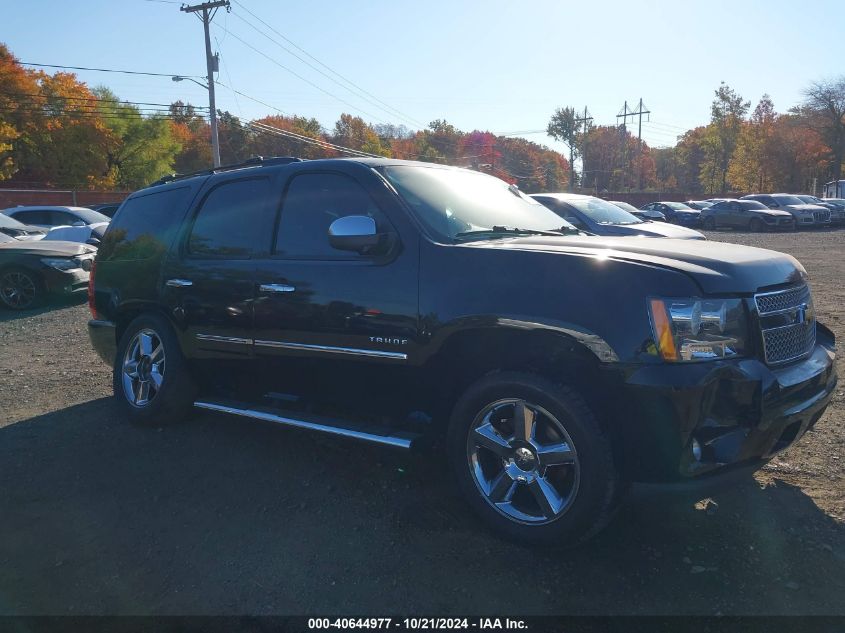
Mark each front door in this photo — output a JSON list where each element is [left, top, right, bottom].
[[251, 168, 419, 410]]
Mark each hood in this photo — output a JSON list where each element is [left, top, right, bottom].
[[599, 222, 704, 240], [784, 203, 827, 213], [755, 209, 793, 218], [464, 235, 805, 294], [0, 240, 96, 257]]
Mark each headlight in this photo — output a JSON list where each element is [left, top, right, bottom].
[[40, 257, 80, 271], [648, 298, 748, 361]]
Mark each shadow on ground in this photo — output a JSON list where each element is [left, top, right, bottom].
[[0, 294, 87, 323], [1, 398, 843, 615]]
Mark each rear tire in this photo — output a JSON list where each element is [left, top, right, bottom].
[[447, 371, 620, 546], [113, 313, 196, 426], [0, 267, 43, 310]]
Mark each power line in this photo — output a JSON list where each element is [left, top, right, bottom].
[[19, 62, 204, 79], [230, 0, 424, 128], [227, 8, 423, 129], [0, 90, 209, 110], [216, 24, 392, 124]]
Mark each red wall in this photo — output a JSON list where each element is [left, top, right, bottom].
[[0, 189, 130, 209]]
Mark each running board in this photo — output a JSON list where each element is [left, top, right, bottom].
[[193, 399, 420, 450]]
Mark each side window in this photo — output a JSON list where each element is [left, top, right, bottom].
[[275, 172, 388, 260], [730, 202, 740, 211], [14, 210, 50, 224], [188, 178, 274, 259], [100, 186, 194, 261]]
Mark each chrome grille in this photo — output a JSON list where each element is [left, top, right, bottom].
[[814, 210, 831, 222], [755, 284, 816, 366]]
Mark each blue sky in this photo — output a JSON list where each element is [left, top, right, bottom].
[[3, 0, 844, 154]]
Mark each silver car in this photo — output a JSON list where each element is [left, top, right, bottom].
[[740, 194, 831, 228]]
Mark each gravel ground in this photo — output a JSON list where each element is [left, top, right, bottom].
[[0, 229, 843, 615]]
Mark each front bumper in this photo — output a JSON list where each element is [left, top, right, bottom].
[[43, 267, 89, 296], [611, 324, 836, 487], [88, 319, 117, 365], [674, 214, 700, 227]]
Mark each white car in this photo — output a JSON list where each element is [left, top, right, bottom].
[[1, 205, 110, 231], [43, 222, 109, 246]]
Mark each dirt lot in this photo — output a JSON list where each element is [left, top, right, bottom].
[[0, 229, 843, 615]]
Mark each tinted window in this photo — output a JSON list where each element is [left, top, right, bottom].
[[50, 211, 78, 226], [563, 197, 642, 225], [188, 178, 273, 258], [275, 173, 388, 259], [710, 202, 728, 211], [66, 208, 110, 224], [664, 202, 693, 210], [772, 195, 806, 206], [10, 210, 51, 225], [100, 187, 193, 261], [739, 200, 768, 210]]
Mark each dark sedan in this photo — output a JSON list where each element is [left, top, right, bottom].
[[0, 238, 95, 309], [531, 193, 705, 239], [640, 201, 701, 226], [700, 199, 794, 231]]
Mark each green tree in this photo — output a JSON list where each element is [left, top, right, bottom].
[[699, 82, 750, 193], [547, 106, 580, 190], [94, 87, 180, 188]]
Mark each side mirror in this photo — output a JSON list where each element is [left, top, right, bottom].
[[328, 215, 390, 254]]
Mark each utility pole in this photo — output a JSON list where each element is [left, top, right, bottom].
[[574, 106, 593, 191], [181, 0, 230, 167], [618, 99, 650, 190], [616, 101, 630, 191]]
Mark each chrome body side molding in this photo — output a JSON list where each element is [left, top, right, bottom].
[[254, 339, 408, 360], [195, 334, 253, 345]]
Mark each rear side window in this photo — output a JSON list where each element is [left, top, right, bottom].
[[187, 178, 273, 259], [11, 210, 51, 225], [99, 187, 193, 261], [274, 172, 388, 260]]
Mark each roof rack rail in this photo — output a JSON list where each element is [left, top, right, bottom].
[[147, 156, 303, 188]]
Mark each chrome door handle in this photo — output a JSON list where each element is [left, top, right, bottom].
[[166, 279, 193, 288], [260, 283, 296, 293]]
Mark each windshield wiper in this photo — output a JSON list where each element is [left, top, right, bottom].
[[454, 226, 565, 241]]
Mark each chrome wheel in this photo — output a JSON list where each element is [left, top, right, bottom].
[[0, 271, 37, 309], [122, 329, 165, 407], [467, 399, 580, 524]]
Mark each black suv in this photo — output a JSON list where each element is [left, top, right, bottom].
[[88, 157, 837, 544]]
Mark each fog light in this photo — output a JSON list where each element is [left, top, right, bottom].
[[691, 438, 702, 461]]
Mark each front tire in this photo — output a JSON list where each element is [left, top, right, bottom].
[[113, 313, 196, 426], [0, 268, 43, 310], [447, 371, 620, 545]]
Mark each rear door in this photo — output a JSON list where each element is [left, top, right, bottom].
[[161, 175, 277, 359]]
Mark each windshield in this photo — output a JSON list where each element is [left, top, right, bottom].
[[380, 166, 575, 241], [609, 201, 641, 214], [565, 197, 642, 225], [0, 213, 28, 229], [740, 200, 769, 210], [797, 195, 821, 203], [773, 195, 805, 206], [663, 202, 693, 210]]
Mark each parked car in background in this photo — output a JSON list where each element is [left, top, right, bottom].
[[1, 206, 111, 231], [685, 200, 714, 210], [533, 194, 704, 239], [701, 199, 794, 232], [0, 213, 46, 241], [795, 195, 845, 225], [0, 239, 95, 309], [639, 201, 701, 227], [43, 222, 109, 246], [87, 203, 122, 218], [609, 200, 665, 221], [741, 194, 831, 228]]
